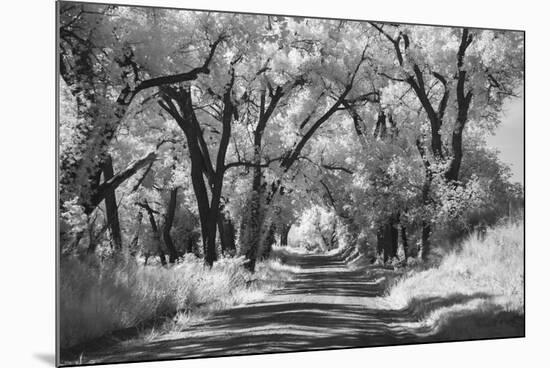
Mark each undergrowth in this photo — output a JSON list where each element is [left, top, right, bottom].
[[59, 254, 297, 350], [384, 220, 524, 337]]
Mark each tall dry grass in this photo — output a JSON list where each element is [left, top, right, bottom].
[[384, 220, 524, 337], [59, 254, 297, 350]]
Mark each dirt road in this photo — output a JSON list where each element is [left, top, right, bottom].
[[83, 252, 426, 364]]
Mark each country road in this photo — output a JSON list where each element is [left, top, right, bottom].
[[75, 250, 523, 365], [80, 252, 422, 365]]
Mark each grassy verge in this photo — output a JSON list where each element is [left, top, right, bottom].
[[384, 220, 524, 339], [59, 254, 298, 354]]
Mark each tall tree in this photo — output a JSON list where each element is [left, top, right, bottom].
[[371, 24, 523, 258], [158, 70, 236, 266]]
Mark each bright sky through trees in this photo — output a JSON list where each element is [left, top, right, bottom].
[[487, 88, 524, 184]]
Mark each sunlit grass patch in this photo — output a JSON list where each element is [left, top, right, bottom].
[[384, 221, 524, 338]]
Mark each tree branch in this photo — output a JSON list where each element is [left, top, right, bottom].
[[224, 156, 284, 172], [281, 45, 369, 171], [90, 152, 157, 210], [131, 160, 154, 192], [379, 72, 406, 82], [322, 164, 354, 175], [127, 34, 226, 104]]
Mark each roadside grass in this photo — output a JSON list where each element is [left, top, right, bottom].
[[384, 220, 524, 339], [59, 254, 298, 353]]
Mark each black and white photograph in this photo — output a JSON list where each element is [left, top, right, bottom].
[[54, 0, 526, 366]]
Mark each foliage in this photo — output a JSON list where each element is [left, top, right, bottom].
[[290, 205, 343, 251], [60, 198, 89, 251], [58, 3, 523, 260]]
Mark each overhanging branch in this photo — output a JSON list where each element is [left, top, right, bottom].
[[89, 152, 157, 210]]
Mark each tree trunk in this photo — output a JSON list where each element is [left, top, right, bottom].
[[140, 202, 166, 266], [87, 224, 98, 255], [280, 224, 291, 246], [159, 83, 234, 267], [330, 221, 338, 249], [401, 224, 408, 259], [188, 146, 211, 259], [174, 108, 212, 261], [385, 220, 399, 262], [155, 234, 167, 266], [102, 155, 122, 250], [377, 218, 398, 263], [217, 217, 227, 254], [186, 233, 198, 255], [261, 222, 276, 259], [446, 128, 464, 182], [186, 238, 193, 255], [163, 187, 179, 263], [244, 166, 263, 272], [445, 28, 474, 182], [224, 218, 236, 252], [243, 88, 272, 272], [89, 152, 157, 214], [218, 213, 236, 255], [129, 211, 143, 257], [416, 138, 434, 261], [373, 110, 387, 139], [376, 227, 384, 261], [419, 220, 431, 261], [205, 215, 219, 266], [204, 88, 233, 266]]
